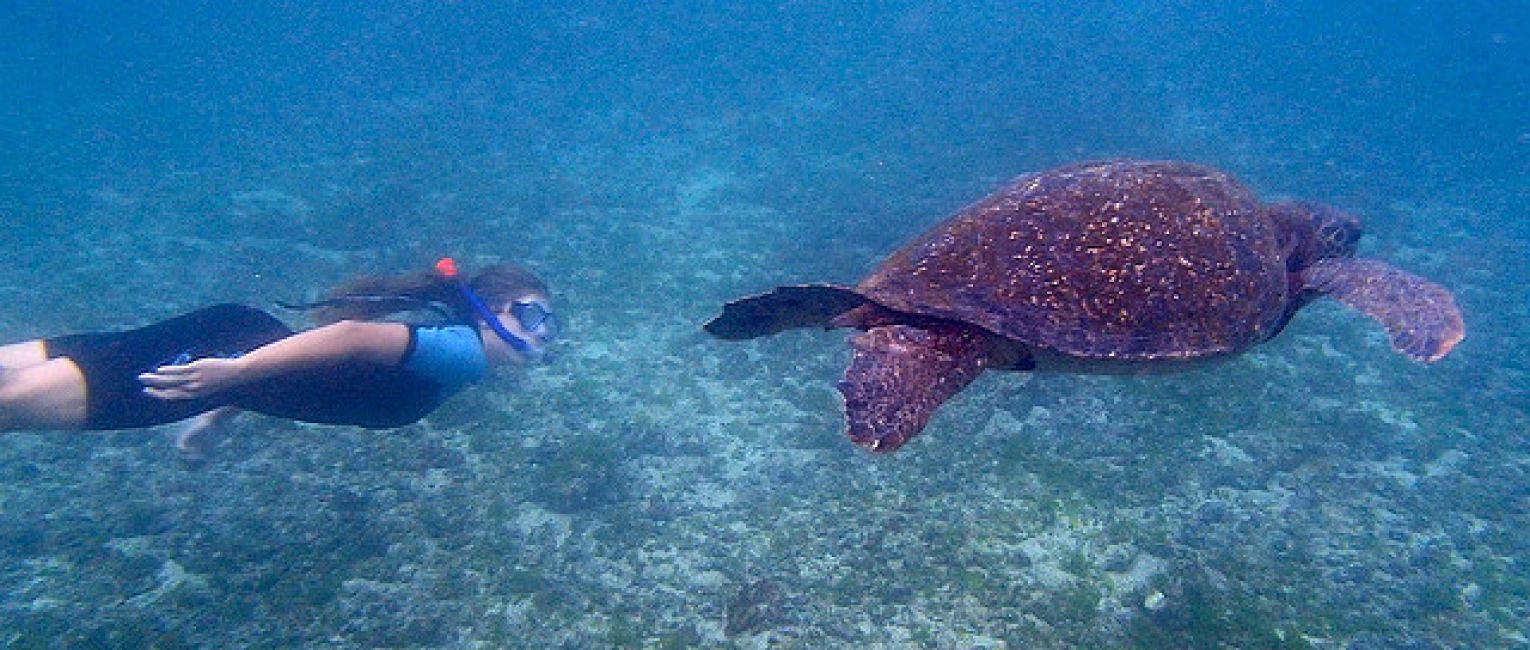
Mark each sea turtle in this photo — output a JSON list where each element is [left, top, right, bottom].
[[705, 159, 1464, 452]]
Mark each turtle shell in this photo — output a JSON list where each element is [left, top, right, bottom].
[[856, 160, 1291, 360]]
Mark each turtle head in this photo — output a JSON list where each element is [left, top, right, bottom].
[[1269, 201, 1362, 272]]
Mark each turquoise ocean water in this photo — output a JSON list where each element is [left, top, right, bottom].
[[1, 2, 1525, 647]]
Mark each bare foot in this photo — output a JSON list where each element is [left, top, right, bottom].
[[171, 407, 240, 459]]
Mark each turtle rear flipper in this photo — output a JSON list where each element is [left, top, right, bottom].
[[837, 323, 997, 452], [1304, 259, 1465, 362], [704, 284, 866, 340]]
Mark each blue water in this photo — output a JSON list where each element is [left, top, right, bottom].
[[2, 2, 1525, 647]]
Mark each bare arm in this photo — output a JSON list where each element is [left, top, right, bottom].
[[138, 320, 412, 400]]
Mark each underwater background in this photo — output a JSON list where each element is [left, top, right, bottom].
[[1, 2, 1526, 647]]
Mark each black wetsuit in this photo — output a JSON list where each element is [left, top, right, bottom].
[[45, 304, 458, 430]]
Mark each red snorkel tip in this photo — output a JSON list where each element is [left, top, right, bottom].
[[434, 257, 460, 279]]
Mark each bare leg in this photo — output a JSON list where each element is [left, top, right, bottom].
[[0, 356, 88, 431], [170, 406, 240, 458], [0, 341, 48, 369]]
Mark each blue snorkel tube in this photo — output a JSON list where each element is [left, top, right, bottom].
[[435, 257, 538, 356]]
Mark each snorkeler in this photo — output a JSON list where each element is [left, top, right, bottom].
[[0, 258, 557, 452]]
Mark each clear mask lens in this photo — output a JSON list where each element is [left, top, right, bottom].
[[510, 301, 558, 340]]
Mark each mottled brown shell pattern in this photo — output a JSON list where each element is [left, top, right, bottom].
[[857, 160, 1291, 359]]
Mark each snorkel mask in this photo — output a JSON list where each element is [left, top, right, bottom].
[[435, 258, 555, 359]]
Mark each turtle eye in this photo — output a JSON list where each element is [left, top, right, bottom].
[[1315, 220, 1360, 258]]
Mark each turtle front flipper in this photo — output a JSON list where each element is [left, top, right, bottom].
[[837, 323, 998, 452], [1303, 259, 1465, 362], [704, 284, 867, 340]]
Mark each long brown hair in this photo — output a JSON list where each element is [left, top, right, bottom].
[[299, 263, 549, 325]]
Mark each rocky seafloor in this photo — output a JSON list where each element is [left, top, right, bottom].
[[1, 106, 1525, 649]]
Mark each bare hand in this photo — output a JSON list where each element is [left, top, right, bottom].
[[138, 357, 247, 400]]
